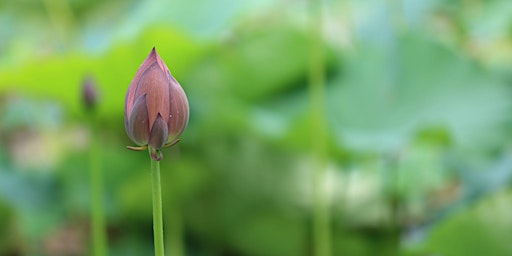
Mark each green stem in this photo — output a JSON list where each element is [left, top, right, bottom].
[[90, 121, 108, 256], [150, 149, 165, 256], [308, 0, 331, 255]]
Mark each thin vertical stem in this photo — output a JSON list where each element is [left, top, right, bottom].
[[386, 154, 402, 256], [385, 0, 404, 253], [150, 149, 165, 256], [90, 120, 108, 256], [308, 0, 331, 255]]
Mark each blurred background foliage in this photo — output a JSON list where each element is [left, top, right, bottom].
[[0, 0, 512, 255]]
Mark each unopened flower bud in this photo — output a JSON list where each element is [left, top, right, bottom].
[[124, 47, 189, 161], [82, 76, 99, 111]]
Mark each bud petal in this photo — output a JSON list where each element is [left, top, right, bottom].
[[148, 113, 169, 150], [138, 62, 170, 131], [127, 94, 150, 146], [167, 75, 190, 144]]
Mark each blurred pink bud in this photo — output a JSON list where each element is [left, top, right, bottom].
[[124, 47, 189, 161], [82, 76, 98, 111]]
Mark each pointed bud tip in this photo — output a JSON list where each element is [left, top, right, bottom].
[[145, 47, 158, 62]]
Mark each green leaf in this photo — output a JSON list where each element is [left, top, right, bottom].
[[424, 189, 512, 256], [328, 33, 511, 152]]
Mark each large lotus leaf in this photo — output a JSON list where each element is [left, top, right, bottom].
[[423, 188, 512, 256], [328, 34, 512, 152]]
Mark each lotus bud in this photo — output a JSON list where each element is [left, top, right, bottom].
[[82, 75, 99, 111], [124, 47, 189, 161]]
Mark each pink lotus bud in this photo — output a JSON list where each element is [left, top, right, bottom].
[[82, 75, 99, 111], [124, 47, 189, 161]]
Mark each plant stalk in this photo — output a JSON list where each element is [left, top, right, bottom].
[[150, 148, 165, 256], [90, 120, 108, 256], [308, 0, 332, 255]]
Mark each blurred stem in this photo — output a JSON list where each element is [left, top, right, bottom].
[[89, 116, 108, 256], [387, 155, 402, 256], [150, 149, 165, 256], [308, 0, 331, 256], [385, 0, 404, 253]]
